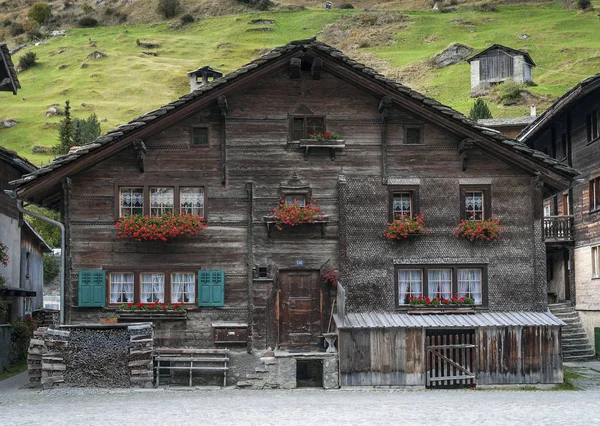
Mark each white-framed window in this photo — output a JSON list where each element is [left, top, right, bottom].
[[398, 269, 423, 305], [592, 246, 600, 279], [140, 273, 165, 303], [180, 187, 204, 216], [150, 187, 174, 216], [171, 272, 196, 303], [110, 272, 134, 304], [119, 187, 144, 216], [465, 191, 484, 221], [397, 266, 485, 306], [393, 192, 412, 218], [457, 268, 483, 305]]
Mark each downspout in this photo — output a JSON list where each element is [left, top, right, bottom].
[[16, 199, 65, 325]]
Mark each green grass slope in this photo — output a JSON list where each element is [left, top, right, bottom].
[[2, 3, 600, 165]]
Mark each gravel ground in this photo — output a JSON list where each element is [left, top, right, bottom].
[[1, 385, 600, 426]]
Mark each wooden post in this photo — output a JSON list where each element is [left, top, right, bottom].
[[218, 95, 229, 185], [379, 96, 391, 182]]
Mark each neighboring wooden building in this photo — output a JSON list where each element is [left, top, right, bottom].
[[0, 147, 49, 324], [519, 73, 600, 360], [11, 39, 578, 388], [477, 115, 535, 139], [468, 44, 535, 96], [0, 44, 20, 97]]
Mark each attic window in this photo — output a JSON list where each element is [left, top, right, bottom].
[[405, 126, 423, 145], [291, 116, 325, 140], [191, 126, 209, 147], [587, 110, 599, 143]]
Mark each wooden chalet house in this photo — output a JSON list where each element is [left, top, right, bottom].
[[519, 73, 600, 361], [468, 44, 535, 96], [11, 39, 578, 388]]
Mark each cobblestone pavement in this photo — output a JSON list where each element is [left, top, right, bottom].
[[1, 385, 600, 426]]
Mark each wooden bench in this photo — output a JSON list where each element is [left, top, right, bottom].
[[153, 348, 229, 387]]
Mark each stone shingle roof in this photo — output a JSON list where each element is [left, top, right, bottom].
[[467, 44, 536, 67], [0, 145, 37, 174], [10, 38, 578, 188], [0, 44, 20, 94], [518, 72, 600, 142]]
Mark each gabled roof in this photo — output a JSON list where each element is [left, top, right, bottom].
[[0, 145, 37, 175], [478, 116, 535, 129], [467, 44, 536, 67], [518, 72, 600, 142], [187, 66, 223, 77], [23, 220, 53, 252], [0, 44, 21, 95], [10, 38, 577, 200]]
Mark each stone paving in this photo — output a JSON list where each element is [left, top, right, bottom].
[[1, 366, 600, 426]]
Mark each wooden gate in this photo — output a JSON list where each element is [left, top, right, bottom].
[[425, 329, 476, 389]]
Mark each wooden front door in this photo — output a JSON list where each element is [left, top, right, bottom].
[[278, 270, 321, 348]]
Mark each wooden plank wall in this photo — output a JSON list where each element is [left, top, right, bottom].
[[339, 325, 562, 386], [338, 327, 423, 386]]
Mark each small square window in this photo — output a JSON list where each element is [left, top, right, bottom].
[[405, 127, 422, 145], [465, 191, 484, 221], [150, 187, 174, 216], [258, 267, 268, 278], [110, 272, 134, 304], [191, 127, 209, 147], [119, 187, 144, 217], [461, 186, 490, 221], [290, 116, 325, 140], [171, 272, 195, 304], [180, 187, 204, 217], [392, 193, 412, 219], [284, 194, 306, 206]]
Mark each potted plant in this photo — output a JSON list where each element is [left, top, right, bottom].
[[454, 217, 501, 241], [115, 213, 207, 242], [99, 311, 120, 324], [384, 214, 427, 240], [408, 295, 475, 307], [267, 199, 325, 231], [321, 266, 338, 288], [308, 131, 341, 142]]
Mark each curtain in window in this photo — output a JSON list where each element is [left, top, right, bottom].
[[110, 273, 134, 303], [150, 188, 174, 216], [398, 270, 422, 304], [171, 273, 195, 303], [120, 188, 143, 216], [180, 188, 204, 216], [457, 269, 482, 304], [141, 273, 164, 303], [428, 269, 451, 299]]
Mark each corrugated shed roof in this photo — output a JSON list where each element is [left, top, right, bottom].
[[9, 38, 578, 190], [334, 311, 565, 329]]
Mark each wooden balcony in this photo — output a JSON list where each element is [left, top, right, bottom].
[[543, 216, 574, 243]]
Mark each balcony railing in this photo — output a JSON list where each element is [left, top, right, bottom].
[[543, 216, 574, 242]]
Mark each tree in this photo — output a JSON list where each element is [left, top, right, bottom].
[[469, 98, 493, 121], [23, 205, 61, 248], [55, 100, 74, 155], [157, 0, 180, 19], [73, 113, 102, 146], [28, 2, 52, 25]]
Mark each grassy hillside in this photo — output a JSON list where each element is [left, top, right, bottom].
[[2, 2, 600, 165]]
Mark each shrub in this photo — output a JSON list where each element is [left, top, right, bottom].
[[577, 0, 592, 9], [81, 2, 92, 14], [180, 13, 194, 24], [18, 52, 37, 71], [28, 2, 52, 25], [77, 16, 98, 27], [469, 98, 493, 120], [496, 78, 524, 104], [43, 253, 58, 283], [338, 3, 354, 8], [9, 22, 24, 36], [237, 0, 272, 11], [26, 28, 43, 41], [157, 0, 180, 19]]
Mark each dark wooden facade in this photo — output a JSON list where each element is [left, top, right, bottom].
[[12, 40, 577, 386], [520, 73, 600, 339]]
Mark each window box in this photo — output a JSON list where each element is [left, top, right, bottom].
[[298, 139, 345, 161], [115, 213, 207, 242], [454, 218, 501, 242], [116, 309, 187, 321], [384, 214, 427, 240], [263, 214, 329, 238], [407, 306, 477, 314]]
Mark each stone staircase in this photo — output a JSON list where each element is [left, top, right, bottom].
[[549, 302, 596, 361]]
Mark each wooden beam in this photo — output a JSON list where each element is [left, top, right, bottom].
[[458, 139, 474, 172], [311, 58, 323, 80], [218, 96, 229, 185], [289, 57, 301, 79], [379, 96, 392, 181], [132, 139, 147, 173]]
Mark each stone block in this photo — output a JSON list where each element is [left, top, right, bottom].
[[42, 363, 66, 371], [323, 357, 339, 389]]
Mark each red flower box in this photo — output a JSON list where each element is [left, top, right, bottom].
[[115, 213, 207, 242], [384, 214, 427, 240], [454, 217, 501, 241], [268, 200, 325, 231]]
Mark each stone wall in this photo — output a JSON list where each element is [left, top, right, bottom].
[[27, 323, 154, 389], [0, 324, 11, 371]]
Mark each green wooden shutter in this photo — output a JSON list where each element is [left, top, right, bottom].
[[197, 270, 225, 307], [78, 270, 106, 307]]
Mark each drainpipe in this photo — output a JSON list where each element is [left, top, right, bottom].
[[6, 194, 66, 325]]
